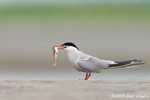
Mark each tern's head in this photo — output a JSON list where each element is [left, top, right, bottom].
[[56, 42, 79, 51]]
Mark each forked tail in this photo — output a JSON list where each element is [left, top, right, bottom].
[[108, 59, 144, 69]]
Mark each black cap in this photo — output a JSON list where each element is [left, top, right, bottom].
[[62, 42, 79, 50]]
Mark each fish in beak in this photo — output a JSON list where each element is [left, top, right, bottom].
[[52, 44, 65, 65]]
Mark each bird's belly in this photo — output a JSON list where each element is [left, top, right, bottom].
[[73, 65, 82, 71], [70, 62, 82, 71], [80, 65, 101, 73]]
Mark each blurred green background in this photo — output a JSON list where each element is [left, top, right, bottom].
[[0, 0, 150, 80]]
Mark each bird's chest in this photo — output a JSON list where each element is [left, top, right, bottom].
[[67, 52, 79, 64], [67, 52, 83, 71]]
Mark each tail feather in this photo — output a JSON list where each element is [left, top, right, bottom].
[[108, 59, 144, 69]]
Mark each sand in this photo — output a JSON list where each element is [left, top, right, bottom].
[[0, 80, 150, 100]]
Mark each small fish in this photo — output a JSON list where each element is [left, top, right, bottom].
[[52, 46, 58, 66]]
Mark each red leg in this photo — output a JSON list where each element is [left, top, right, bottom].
[[87, 73, 91, 80], [84, 73, 91, 80], [84, 73, 88, 80]]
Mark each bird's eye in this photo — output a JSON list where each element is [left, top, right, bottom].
[[62, 45, 67, 48]]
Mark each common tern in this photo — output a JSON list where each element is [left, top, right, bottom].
[[53, 42, 144, 80]]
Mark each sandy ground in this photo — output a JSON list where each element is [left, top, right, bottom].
[[0, 80, 150, 100]]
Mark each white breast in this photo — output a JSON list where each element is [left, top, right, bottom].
[[66, 50, 83, 71], [67, 51, 79, 64]]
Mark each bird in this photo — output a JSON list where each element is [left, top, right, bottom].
[[54, 42, 144, 80]]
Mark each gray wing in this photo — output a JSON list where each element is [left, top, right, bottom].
[[76, 55, 109, 73]]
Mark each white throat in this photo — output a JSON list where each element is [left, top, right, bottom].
[[65, 46, 80, 63]]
